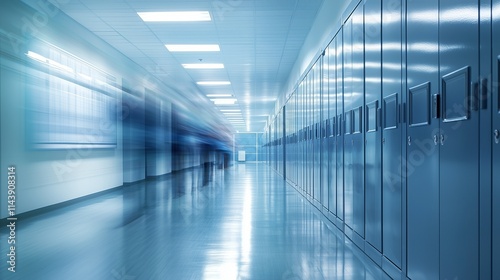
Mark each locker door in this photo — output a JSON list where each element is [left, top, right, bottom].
[[328, 42, 337, 215], [344, 109, 353, 229], [314, 61, 321, 203], [308, 74, 314, 198], [343, 13, 354, 231], [492, 0, 500, 277], [304, 84, 308, 193], [336, 33, 345, 225], [439, 0, 480, 278], [351, 4, 365, 239], [299, 89, 303, 189], [382, 0, 403, 269], [321, 50, 330, 208], [364, 0, 382, 254], [406, 0, 439, 278]]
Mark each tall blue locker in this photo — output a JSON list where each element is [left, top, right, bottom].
[[313, 61, 322, 203], [336, 33, 345, 228], [306, 74, 312, 196], [351, 4, 365, 240], [381, 0, 403, 270], [321, 51, 330, 209], [299, 81, 304, 191], [406, 0, 440, 279], [328, 41, 337, 216], [363, 0, 382, 256], [439, 0, 480, 278], [492, 0, 500, 277], [343, 11, 354, 232]]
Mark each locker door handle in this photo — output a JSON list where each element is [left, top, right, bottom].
[[376, 107, 382, 128], [480, 78, 488, 110], [432, 94, 440, 119], [494, 129, 500, 144], [471, 81, 479, 111], [403, 102, 407, 124]]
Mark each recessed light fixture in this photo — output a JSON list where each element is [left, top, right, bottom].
[[182, 63, 224, 69], [222, 112, 241, 115], [166, 44, 220, 52], [220, 109, 241, 112], [207, 94, 232, 97], [138, 11, 211, 22], [198, 81, 231, 86], [26, 51, 74, 73], [211, 98, 237, 105]]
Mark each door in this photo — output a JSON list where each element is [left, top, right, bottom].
[[336, 33, 345, 225], [439, 0, 480, 278], [327, 41, 337, 215], [406, 0, 440, 279], [351, 4, 365, 238], [364, 0, 382, 254], [382, 0, 403, 269], [492, 0, 500, 277], [343, 12, 354, 231]]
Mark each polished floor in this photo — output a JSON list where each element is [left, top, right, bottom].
[[0, 163, 389, 280]]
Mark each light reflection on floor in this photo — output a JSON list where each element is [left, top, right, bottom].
[[0, 163, 390, 280]]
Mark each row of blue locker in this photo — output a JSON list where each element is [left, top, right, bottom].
[[264, 0, 500, 279]]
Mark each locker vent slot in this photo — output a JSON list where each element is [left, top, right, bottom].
[[409, 82, 430, 127], [353, 106, 362, 134], [442, 66, 470, 122], [345, 110, 352, 134], [366, 100, 378, 132], [383, 93, 398, 130]]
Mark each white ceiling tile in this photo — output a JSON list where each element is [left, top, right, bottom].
[[56, 0, 326, 132]]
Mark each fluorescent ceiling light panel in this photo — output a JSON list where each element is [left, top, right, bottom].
[[26, 51, 74, 73], [222, 112, 241, 115], [182, 63, 224, 69], [211, 98, 237, 105], [166, 44, 220, 52], [198, 81, 231, 85], [220, 109, 241, 112], [138, 11, 211, 22], [207, 94, 232, 97]]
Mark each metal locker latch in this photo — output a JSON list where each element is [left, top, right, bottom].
[[494, 129, 500, 144], [433, 135, 439, 145], [408, 136, 412, 146], [440, 134, 445, 146]]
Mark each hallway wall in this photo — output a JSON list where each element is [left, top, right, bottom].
[[0, 1, 231, 218]]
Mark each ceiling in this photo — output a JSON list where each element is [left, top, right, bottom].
[[52, 0, 324, 132]]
